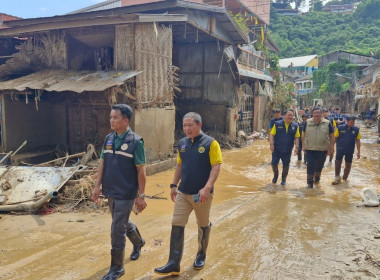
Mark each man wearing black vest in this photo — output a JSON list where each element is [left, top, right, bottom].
[[269, 109, 300, 186], [154, 112, 222, 276], [92, 104, 147, 280], [302, 106, 335, 188], [332, 115, 361, 184]]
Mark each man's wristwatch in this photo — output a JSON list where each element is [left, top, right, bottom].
[[170, 184, 177, 188], [137, 193, 145, 198]]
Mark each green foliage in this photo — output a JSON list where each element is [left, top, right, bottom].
[[355, 0, 380, 19], [312, 59, 358, 96], [229, 12, 249, 34], [269, 0, 380, 58]]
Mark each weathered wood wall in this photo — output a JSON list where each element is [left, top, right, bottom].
[[135, 23, 173, 105], [115, 24, 135, 71], [34, 31, 67, 69], [174, 42, 236, 105]]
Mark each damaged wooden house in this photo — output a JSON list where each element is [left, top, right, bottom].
[[0, 0, 275, 166]]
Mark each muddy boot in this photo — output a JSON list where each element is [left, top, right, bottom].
[[127, 227, 145, 261], [306, 174, 314, 189], [102, 249, 125, 280], [343, 162, 352, 180], [154, 226, 184, 276], [193, 223, 211, 270], [272, 165, 279, 183], [332, 160, 342, 185], [280, 166, 289, 186], [314, 172, 321, 184]]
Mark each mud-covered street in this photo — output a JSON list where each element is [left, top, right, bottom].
[[1, 121, 379, 280]]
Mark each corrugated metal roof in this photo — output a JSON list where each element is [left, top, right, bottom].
[[0, 70, 141, 93], [238, 68, 273, 82], [279, 55, 317, 68]]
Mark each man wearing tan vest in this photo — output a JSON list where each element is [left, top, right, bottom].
[[302, 106, 335, 188]]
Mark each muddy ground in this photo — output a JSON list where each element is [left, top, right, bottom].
[[1, 121, 379, 280]]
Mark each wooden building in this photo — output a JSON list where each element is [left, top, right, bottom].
[[0, 0, 274, 164]]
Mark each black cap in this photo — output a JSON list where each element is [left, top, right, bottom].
[[274, 109, 281, 113], [302, 114, 308, 118], [345, 115, 356, 121]]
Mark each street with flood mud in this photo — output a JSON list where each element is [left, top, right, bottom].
[[0, 121, 379, 280]]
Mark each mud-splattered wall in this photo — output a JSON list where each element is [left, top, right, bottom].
[[173, 42, 238, 134]]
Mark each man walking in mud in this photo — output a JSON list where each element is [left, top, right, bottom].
[[154, 112, 222, 276], [332, 115, 361, 184], [92, 104, 147, 280], [269, 109, 300, 186], [302, 106, 335, 188], [323, 108, 337, 164], [297, 114, 309, 163]]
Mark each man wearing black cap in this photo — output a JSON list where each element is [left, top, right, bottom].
[[332, 115, 361, 184], [92, 104, 147, 280]]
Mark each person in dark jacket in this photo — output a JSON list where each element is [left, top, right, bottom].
[[332, 115, 361, 184], [269, 109, 300, 186], [154, 112, 222, 276], [298, 114, 309, 163], [92, 104, 147, 280], [323, 108, 337, 163]]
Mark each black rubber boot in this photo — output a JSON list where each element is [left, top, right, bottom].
[[314, 172, 321, 184], [307, 174, 314, 189], [154, 226, 184, 276], [127, 227, 145, 261], [272, 165, 279, 183], [343, 162, 352, 180], [280, 166, 289, 186], [102, 249, 125, 280], [193, 223, 212, 270]]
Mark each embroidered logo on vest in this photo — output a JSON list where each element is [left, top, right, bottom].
[[198, 146, 205, 153], [121, 143, 129, 151], [106, 140, 113, 150], [180, 144, 186, 152]]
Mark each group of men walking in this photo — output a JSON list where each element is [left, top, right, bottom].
[[269, 106, 361, 188], [92, 104, 222, 279], [91, 103, 361, 280]]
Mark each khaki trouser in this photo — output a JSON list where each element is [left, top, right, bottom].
[[172, 191, 213, 227]]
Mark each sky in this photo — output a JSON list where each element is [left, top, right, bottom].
[[1, 0, 106, 19]]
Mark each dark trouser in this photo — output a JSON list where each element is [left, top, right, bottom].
[[297, 142, 303, 161], [108, 197, 136, 251], [335, 150, 354, 163], [306, 150, 327, 175], [271, 150, 292, 167]]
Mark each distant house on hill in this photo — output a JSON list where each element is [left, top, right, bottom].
[[279, 54, 318, 78], [323, 4, 355, 14], [318, 51, 378, 70]]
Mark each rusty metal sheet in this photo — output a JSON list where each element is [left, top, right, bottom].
[[0, 70, 141, 93], [0, 165, 84, 212]]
